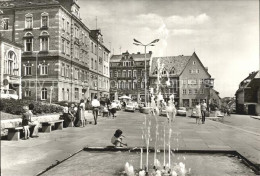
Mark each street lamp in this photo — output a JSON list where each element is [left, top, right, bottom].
[[133, 38, 159, 106]]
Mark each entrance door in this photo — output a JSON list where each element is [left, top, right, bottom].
[[248, 104, 256, 115]]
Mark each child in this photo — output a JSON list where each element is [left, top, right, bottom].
[[22, 106, 31, 140], [111, 129, 127, 148], [195, 102, 202, 124]]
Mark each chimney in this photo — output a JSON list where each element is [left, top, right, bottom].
[[205, 67, 208, 72], [149, 51, 152, 54]]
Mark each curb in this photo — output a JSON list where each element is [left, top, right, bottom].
[[251, 116, 260, 120]]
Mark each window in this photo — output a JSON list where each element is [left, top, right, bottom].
[[25, 14, 33, 29], [188, 89, 192, 94], [115, 71, 118, 77], [66, 65, 70, 77], [25, 89, 31, 97], [194, 89, 198, 94], [133, 70, 137, 77], [169, 67, 175, 74], [41, 13, 48, 27], [66, 41, 70, 55], [200, 89, 204, 94], [62, 18, 65, 30], [82, 32, 85, 44], [91, 58, 93, 69], [62, 88, 65, 100], [182, 79, 187, 85], [128, 70, 132, 77], [5, 51, 18, 75], [121, 82, 124, 89], [196, 69, 200, 73], [61, 63, 65, 76], [67, 21, 70, 33], [3, 18, 9, 30], [74, 46, 79, 59], [183, 99, 190, 107], [162, 68, 167, 75], [128, 81, 132, 89], [141, 81, 145, 89], [110, 71, 112, 77], [61, 39, 65, 53], [41, 88, 47, 100], [193, 61, 196, 65], [91, 42, 94, 53], [192, 99, 198, 107], [122, 70, 126, 77], [95, 60, 97, 70], [125, 82, 128, 89], [24, 32, 33, 52], [188, 79, 197, 85], [40, 63, 48, 75], [25, 64, 32, 76], [182, 89, 187, 94], [133, 82, 137, 89], [74, 68, 79, 79], [67, 89, 70, 100], [74, 26, 79, 38], [40, 31, 49, 51]]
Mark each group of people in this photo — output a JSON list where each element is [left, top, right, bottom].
[[63, 99, 86, 127], [195, 100, 207, 124]]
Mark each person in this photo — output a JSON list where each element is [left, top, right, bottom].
[[195, 102, 202, 124], [111, 129, 127, 148], [21, 106, 31, 140], [66, 104, 75, 127], [122, 101, 126, 109], [110, 101, 118, 118], [28, 103, 39, 138], [63, 102, 69, 124], [201, 100, 207, 124], [166, 94, 177, 123], [79, 99, 86, 127], [91, 95, 100, 125]]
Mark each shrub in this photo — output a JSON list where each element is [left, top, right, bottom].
[[0, 99, 63, 115]]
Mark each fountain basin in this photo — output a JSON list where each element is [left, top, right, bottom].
[[140, 107, 151, 114], [39, 147, 257, 176]]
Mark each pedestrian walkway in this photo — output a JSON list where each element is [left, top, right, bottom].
[[1, 111, 260, 176]]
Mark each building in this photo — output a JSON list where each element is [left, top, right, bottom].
[[150, 52, 214, 107], [89, 29, 110, 99], [110, 51, 152, 102], [235, 71, 260, 115], [0, 34, 22, 99], [0, 0, 110, 102]]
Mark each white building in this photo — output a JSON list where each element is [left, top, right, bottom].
[[0, 35, 22, 99]]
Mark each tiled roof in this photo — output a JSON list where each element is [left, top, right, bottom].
[[236, 70, 259, 93], [150, 55, 191, 76], [110, 53, 152, 62]]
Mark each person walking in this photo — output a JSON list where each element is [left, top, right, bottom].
[[79, 99, 86, 127], [91, 95, 100, 125], [201, 100, 207, 124]]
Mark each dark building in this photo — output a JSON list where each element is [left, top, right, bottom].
[[236, 71, 260, 115], [109, 51, 152, 102]]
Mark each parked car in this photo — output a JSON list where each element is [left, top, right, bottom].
[[112, 100, 122, 110], [177, 107, 187, 116], [125, 102, 135, 112]]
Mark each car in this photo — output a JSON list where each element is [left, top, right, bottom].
[[112, 100, 122, 110], [177, 107, 187, 116], [125, 102, 136, 112]]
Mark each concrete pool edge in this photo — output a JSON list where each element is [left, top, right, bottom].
[[36, 146, 260, 175]]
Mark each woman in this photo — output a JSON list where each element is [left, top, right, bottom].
[[66, 104, 75, 127], [28, 103, 39, 138], [110, 101, 117, 118], [195, 102, 202, 124], [79, 99, 86, 127]]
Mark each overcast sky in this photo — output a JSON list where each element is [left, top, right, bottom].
[[78, 0, 259, 98]]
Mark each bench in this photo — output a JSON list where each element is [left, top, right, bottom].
[[6, 124, 36, 141], [41, 120, 64, 133]]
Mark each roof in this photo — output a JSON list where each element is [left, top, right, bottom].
[[1, 0, 59, 8], [110, 52, 152, 62], [0, 35, 23, 48], [150, 55, 191, 76], [236, 71, 259, 93]]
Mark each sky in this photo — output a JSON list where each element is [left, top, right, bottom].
[[78, 0, 259, 98]]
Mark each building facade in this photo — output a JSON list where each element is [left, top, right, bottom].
[[110, 51, 152, 102], [235, 71, 260, 115], [0, 35, 22, 99], [0, 0, 109, 102], [150, 52, 214, 108]]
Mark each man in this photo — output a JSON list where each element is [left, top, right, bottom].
[[91, 95, 100, 125], [201, 100, 207, 124], [28, 104, 39, 137]]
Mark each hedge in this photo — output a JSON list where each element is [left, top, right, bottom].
[[0, 99, 63, 115]]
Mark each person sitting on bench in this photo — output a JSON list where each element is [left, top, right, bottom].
[[22, 106, 31, 140]]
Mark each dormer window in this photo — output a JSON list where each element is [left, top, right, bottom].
[[169, 67, 175, 74]]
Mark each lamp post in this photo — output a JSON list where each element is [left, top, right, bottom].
[[133, 38, 159, 107], [36, 52, 38, 102]]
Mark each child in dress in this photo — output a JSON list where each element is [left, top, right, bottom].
[[195, 102, 202, 124], [111, 129, 127, 147]]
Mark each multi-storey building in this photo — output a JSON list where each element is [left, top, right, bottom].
[[150, 52, 214, 107], [0, 0, 110, 102], [110, 51, 152, 102], [89, 29, 110, 99]]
